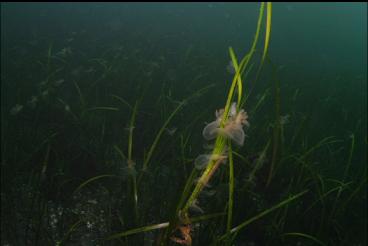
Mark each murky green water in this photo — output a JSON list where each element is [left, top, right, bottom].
[[1, 3, 366, 245]]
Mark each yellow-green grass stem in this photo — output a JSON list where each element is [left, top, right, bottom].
[[182, 136, 227, 213], [182, 0, 269, 217], [226, 141, 234, 232], [261, 2, 272, 66]]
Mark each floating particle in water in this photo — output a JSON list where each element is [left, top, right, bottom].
[[10, 104, 23, 115], [27, 96, 38, 109], [56, 47, 72, 57], [279, 114, 290, 125], [42, 90, 49, 97], [165, 127, 177, 136], [87, 199, 98, 205], [85, 67, 95, 73], [226, 60, 236, 74]]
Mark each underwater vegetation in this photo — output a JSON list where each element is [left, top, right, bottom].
[[1, 2, 367, 246]]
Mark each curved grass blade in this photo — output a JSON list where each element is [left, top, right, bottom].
[[266, 62, 281, 187], [226, 141, 234, 232], [219, 190, 308, 241], [72, 174, 118, 195], [141, 84, 214, 172], [84, 106, 119, 112], [229, 47, 242, 108], [282, 232, 327, 246], [141, 100, 186, 171], [303, 182, 352, 215], [222, 2, 264, 120], [106, 212, 224, 241], [181, 1, 268, 220], [261, 2, 272, 66], [111, 94, 134, 111], [114, 145, 127, 161], [128, 101, 139, 223], [107, 222, 170, 240], [57, 220, 83, 246]]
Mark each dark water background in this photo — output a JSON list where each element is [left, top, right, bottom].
[[1, 3, 366, 245]]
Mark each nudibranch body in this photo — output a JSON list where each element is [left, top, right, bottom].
[[203, 102, 249, 146], [194, 154, 228, 170]]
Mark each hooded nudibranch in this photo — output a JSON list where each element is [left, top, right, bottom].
[[202, 102, 249, 146], [194, 154, 228, 170]]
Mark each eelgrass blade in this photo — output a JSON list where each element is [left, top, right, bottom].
[[73, 80, 85, 107], [266, 63, 281, 187], [72, 174, 117, 195], [128, 101, 138, 161], [229, 47, 242, 108], [261, 2, 272, 66], [162, 167, 199, 245], [218, 190, 308, 241], [303, 181, 352, 215], [226, 141, 234, 232], [46, 42, 53, 73], [300, 136, 341, 159], [111, 94, 134, 111], [127, 101, 139, 223], [84, 106, 119, 112], [106, 212, 224, 241], [249, 88, 270, 115], [40, 144, 51, 182], [141, 84, 214, 172], [57, 220, 83, 246], [330, 134, 355, 220], [248, 140, 271, 183], [340, 176, 367, 212], [182, 136, 227, 213], [282, 232, 327, 246], [341, 134, 355, 190], [107, 222, 170, 240], [181, 2, 267, 217], [222, 2, 264, 120], [141, 100, 186, 171], [114, 145, 127, 161]]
